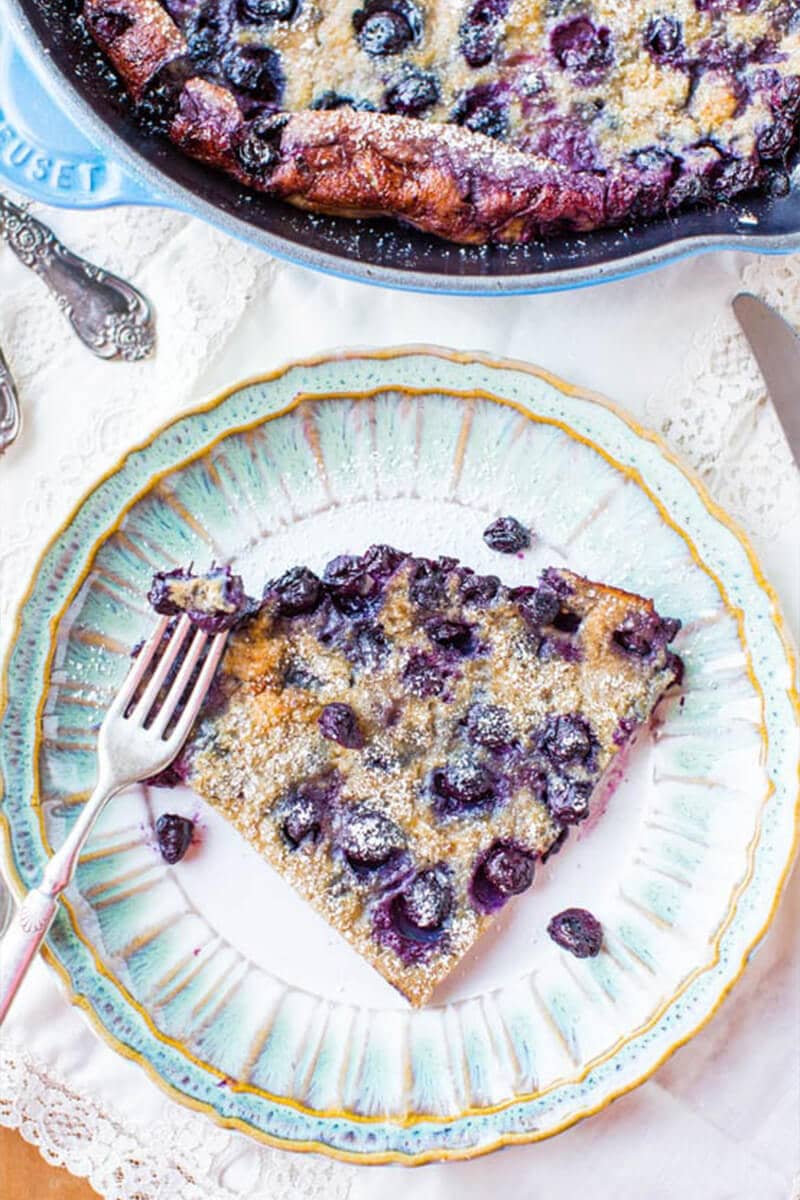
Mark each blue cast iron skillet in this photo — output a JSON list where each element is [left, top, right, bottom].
[[5, 0, 800, 294]]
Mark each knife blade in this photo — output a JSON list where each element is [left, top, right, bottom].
[[733, 292, 800, 468]]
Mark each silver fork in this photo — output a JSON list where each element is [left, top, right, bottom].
[[0, 614, 227, 1024]]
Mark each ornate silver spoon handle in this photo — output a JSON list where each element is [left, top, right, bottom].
[[0, 345, 21, 453], [0, 194, 156, 363]]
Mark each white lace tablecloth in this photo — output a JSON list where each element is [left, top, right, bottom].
[[0, 200, 798, 1200]]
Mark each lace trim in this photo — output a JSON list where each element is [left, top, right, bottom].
[[0, 1039, 355, 1200]]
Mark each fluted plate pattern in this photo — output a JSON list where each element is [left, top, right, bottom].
[[1, 348, 796, 1164]]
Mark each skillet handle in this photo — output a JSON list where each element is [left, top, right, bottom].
[[0, 18, 155, 209]]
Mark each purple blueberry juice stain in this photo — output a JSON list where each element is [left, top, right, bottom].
[[547, 907, 603, 957]]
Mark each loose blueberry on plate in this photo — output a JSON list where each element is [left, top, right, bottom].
[[547, 907, 603, 957], [156, 813, 194, 864], [483, 514, 531, 553]]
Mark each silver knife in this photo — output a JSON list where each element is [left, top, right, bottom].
[[733, 292, 800, 468]]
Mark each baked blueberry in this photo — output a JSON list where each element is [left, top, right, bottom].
[[425, 617, 475, 654], [384, 67, 441, 117], [148, 564, 248, 633], [545, 772, 591, 823], [644, 14, 682, 61], [547, 907, 603, 957], [319, 702, 364, 748], [408, 559, 450, 609], [353, 0, 422, 56], [482, 514, 531, 552], [452, 85, 509, 139], [612, 609, 681, 659], [459, 0, 510, 67], [465, 702, 514, 749], [239, 0, 296, 20], [471, 840, 536, 911], [402, 650, 449, 697], [278, 784, 328, 847], [89, 9, 133, 41], [234, 112, 288, 177], [349, 621, 391, 669], [459, 571, 500, 606], [551, 16, 613, 79], [156, 813, 194, 864], [270, 565, 324, 616], [185, 1, 232, 71], [391, 866, 453, 940], [310, 91, 377, 111], [221, 44, 284, 100], [337, 808, 406, 868], [431, 756, 498, 814], [538, 712, 594, 765]]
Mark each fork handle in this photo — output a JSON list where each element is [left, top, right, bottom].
[[0, 889, 60, 1024], [0, 776, 117, 1024]]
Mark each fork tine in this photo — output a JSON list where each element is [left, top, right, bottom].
[[130, 614, 193, 725], [106, 615, 171, 720], [165, 633, 228, 747], [148, 625, 209, 737]]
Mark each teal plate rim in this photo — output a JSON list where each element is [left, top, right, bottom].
[[1, 346, 798, 1166]]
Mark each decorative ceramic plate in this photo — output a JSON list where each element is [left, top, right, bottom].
[[0, 348, 797, 1165]]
